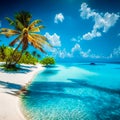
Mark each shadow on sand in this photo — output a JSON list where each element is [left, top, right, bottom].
[[0, 80, 22, 95], [0, 64, 36, 74]]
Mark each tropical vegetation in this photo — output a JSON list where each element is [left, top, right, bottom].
[[0, 11, 51, 69], [0, 45, 38, 64], [40, 57, 55, 66]]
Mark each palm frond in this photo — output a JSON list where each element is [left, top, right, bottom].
[[28, 34, 46, 53], [0, 28, 9, 32], [9, 35, 22, 46], [0, 28, 20, 33], [5, 17, 14, 26], [38, 25, 45, 29], [14, 11, 32, 28], [29, 25, 45, 32], [28, 36, 43, 49], [15, 19, 24, 31], [39, 47, 46, 53], [29, 27, 40, 32], [28, 19, 42, 30], [31, 34, 52, 47], [30, 33, 47, 40], [27, 34, 36, 43], [0, 28, 20, 37], [32, 42, 46, 53], [30, 34, 46, 44]]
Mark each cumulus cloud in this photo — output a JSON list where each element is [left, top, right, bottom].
[[82, 30, 101, 40], [50, 44, 79, 59], [58, 49, 72, 58], [44, 32, 61, 47], [112, 46, 120, 56], [80, 49, 91, 58], [54, 13, 64, 23], [80, 3, 119, 40], [71, 43, 81, 53], [106, 46, 120, 59], [49, 42, 120, 60], [49, 43, 115, 59], [71, 43, 101, 58], [50, 44, 120, 60], [50, 48, 72, 59]]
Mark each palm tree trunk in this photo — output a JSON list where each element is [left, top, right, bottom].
[[13, 49, 24, 66], [6, 40, 23, 68]]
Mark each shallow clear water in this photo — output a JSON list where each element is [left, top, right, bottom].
[[21, 63, 120, 120]]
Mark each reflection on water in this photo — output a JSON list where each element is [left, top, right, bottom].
[[21, 63, 120, 120]]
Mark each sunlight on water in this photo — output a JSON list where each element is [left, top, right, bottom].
[[21, 63, 120, 120]]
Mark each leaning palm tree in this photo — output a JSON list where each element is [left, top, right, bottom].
[[0, 11, 51, 68]]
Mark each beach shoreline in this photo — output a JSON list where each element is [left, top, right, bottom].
[[0, 63, 44, 120]]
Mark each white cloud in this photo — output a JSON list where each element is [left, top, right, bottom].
[[49, 42, 120, 59], [71, 36, 81, 42], [48, 48, 72, 59], [56, 48, 73, 58], [113, 46, 120, 56], [71, 43, 81, 53], [80, 3, 95, 19], [49, 43, 113, 59], [105, 46, 120, 59], [70, 43, 102, 59], [82, 30, 101, 40], [71, 38, 77, 42], [80, 3, 119, 40], [44, 32, 61, 47], [80, 49, 91, 58], [54, 13, 64, 24], [59, 49, 69, 58], [94, 12, 119, 33], [80, 50, 101, 59]]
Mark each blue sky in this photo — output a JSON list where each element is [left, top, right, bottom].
[[0, 0, 120, 62]]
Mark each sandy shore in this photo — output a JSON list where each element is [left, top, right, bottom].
[[0, 63, 44, 120]]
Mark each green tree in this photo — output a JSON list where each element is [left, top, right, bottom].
[[0, 11, 51, 68], [0, 45, 39, 65], [32, 51, 41, 60], [40, 57, 55, 66], [19, 51, 38, 64], [37, 54, 41, 59], [0, 45, 6, 61], [32, 51, 37, 57]]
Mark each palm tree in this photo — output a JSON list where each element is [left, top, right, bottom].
[[0, 45, 6, 61], [0, 11, 51, 68], [37, 54, 41, 59], [32, 51, 41, 60], [32, 51, 37, 57]]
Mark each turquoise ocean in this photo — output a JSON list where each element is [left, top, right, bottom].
[[21, 63, 120, 120]]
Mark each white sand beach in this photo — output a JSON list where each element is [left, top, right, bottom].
[[0, 63, 44, 120]]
